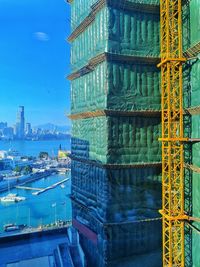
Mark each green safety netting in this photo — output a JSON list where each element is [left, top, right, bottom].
[[183, 1, 200, 266], [71, 61, 161, 114], [71, 6, 160, 71], [190, 0, 200, 46], [72, 160, 161, 221], [78, 231, 161, 267], [72, 116, 161, 164], [70, 0, 99, 31], [71, 0, 200, 265], [72, 199, 162, 266], [70, 0, 160, 32], [190, 60, 200, 107], [70, 1, 162, 266]]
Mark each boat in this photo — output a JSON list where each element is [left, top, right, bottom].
[[1, 194, 17, 203], [4, 223, 27, 232], [15, 196, 26, 202], [60, 184, 65, 189], [0, 177, 26, 203], [1, 193, 26, 203]]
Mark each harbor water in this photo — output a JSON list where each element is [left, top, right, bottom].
[[0, 173, 71, 232], [0, 139, 71, 157]]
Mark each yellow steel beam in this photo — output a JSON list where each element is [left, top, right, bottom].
[[159, 0, 186, 266]]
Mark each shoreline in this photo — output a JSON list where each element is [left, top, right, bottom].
[[0, 223, 71, 240], [0, 137, 71, 142]]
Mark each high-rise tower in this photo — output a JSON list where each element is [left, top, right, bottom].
[[67, 1, 200, 266], [26, 122, 32, 136], [68, 1, 162, 266], [16, 106, 25, 139]]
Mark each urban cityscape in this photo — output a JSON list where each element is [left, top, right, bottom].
[[0, 0, 199, 266], [0, 104, 71, 236], [0, 106, 71, 141], [0, 123, 71, 230]]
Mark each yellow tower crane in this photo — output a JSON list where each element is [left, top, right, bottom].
[[158, 0, 187, 266], [158, 0, 200, 265]]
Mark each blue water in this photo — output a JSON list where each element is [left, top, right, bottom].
[[0, 173, 71, 231], [0, 139, 72, 232], [0, 139, 71, 157]]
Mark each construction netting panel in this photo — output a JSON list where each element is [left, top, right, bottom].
[[122, 0, 159, 3], [71, 7, 109, 71], [70, 0, 160, 32], [190, 1, 200, 265], [79, 231, 161, 267], [190, 60, 200, 107], [70, 0, 97, 31], [190, 0, 200, 46], [71, 62, 108, 114], [71, 61, 161, 114], [71, 6, 160, 71], [70, 0, 162, 266], [71, 160, 161, 222], [72, 116, 161, 164], [191, 123, 200, 266], [107, 7, 160, 56], [106, 63, 160, 111], [72, 117, 108, 163], [191, 103, 200, 266], [73, 202, 161, 267]]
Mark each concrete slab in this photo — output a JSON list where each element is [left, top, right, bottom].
[[7, 256, 52, 267], [0, 231, 68, 266]]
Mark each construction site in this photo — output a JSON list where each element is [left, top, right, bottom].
[[68, 0, 200, 266]]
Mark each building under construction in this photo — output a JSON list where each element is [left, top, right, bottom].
[[68, 0, 200, 266]]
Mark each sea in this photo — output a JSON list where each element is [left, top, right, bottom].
[[0, 139, 71, 157], [0, 138, 72, 233], [0, 174, 71, 232]]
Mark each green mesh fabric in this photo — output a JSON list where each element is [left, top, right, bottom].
[[190, 60, 200, 107], [72, 116, 161, 164], [71, 6, 160, 71], [71, 61, 160, 114], [190, 0, 200, 46], [70, 0, 160, 32], [70, 1, 162, 266], [183, 1, 200, 266]]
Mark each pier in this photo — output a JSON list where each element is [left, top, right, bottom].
[[32, 178, 69, 196], [15, 186, 43, 191], [0, 170, 54, 193]]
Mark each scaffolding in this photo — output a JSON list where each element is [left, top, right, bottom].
[[158, 0, 187, 266]]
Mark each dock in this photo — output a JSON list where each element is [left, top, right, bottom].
[[16, 186, 43, 191], [32, 178, 70, 196]]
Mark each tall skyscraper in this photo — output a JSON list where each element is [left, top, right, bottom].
[[16, 106, 25, 139], [68, 1, 162, 267]]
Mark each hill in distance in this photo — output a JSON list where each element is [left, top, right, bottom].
[[35, 123, 71, 133]]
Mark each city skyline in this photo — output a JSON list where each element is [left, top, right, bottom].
[[0, 0, 71, 126], [0, 105, 71, 141], [0, 105, 71, 128]]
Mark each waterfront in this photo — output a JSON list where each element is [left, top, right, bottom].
[[0, 139, 71, 157], [0, 173, 71, 232]]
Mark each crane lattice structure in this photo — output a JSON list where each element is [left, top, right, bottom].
[[158, 0, 187, 266]]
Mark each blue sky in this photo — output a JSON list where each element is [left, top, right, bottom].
[[0, 0, 71, 126]]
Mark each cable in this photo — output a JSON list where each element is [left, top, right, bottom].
[[186, 222, 200, 235]]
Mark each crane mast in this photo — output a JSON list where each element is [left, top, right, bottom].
[[158, 0, 187, 266]]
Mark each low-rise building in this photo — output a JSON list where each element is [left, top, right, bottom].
[[0, 150, 33, 170]]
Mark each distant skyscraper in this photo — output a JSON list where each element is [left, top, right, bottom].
[[0, 122, 7, 130], [16, 106, 25, 139], [26, 123, 32, 135], [2, 127, 14, 140]]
